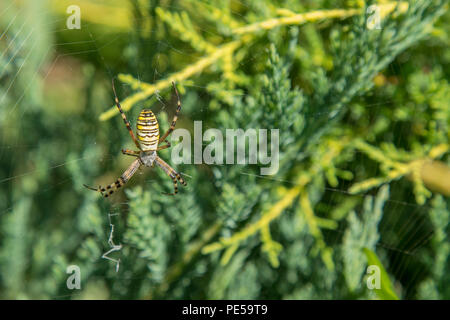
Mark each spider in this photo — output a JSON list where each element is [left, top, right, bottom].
[[84, 79, 186, 198]]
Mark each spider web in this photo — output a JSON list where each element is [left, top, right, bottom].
[[0, 0, 446, 300]]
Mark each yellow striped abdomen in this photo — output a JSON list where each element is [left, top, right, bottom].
[[136, 109, 159, 151]]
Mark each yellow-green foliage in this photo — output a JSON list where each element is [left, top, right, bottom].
[[349, 141, 449, 204], [98, 1, 411, 121]]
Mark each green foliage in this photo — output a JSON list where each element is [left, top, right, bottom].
[[417, 195, 450, 299], [0, 0, 448, 300], [342, 185, 388, 293]]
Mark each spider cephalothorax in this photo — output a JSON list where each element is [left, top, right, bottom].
[[139, 151, 157, 167], [84, 79, 186, 197]]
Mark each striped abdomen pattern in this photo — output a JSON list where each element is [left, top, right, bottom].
[[136, 109, 159, 151]]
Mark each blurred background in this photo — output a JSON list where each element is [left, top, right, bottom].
[[0, 0, 448, 299]]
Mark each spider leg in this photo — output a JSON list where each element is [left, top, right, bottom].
[[159, 81, 182, 143], [122, 149, 140, 157], [157, 139, 171, 151], [154, 155, 186, 195], [112, 78, 142, 151], [84, 158, 141, 198]]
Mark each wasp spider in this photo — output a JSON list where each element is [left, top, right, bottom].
[[84, 79, 187, 197]]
